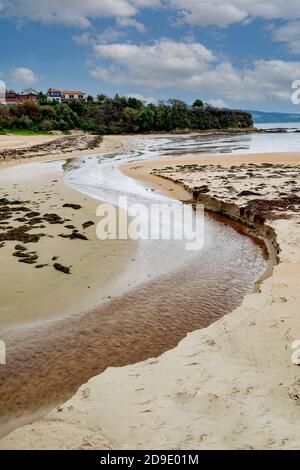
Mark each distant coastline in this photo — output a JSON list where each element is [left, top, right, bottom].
[[249, 109, 300, 124]]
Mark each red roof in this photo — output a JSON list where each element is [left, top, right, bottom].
[[60, 91, 85, 95]]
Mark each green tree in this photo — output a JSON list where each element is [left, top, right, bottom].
[[38, 91, 48, 104], [136, 107, 155, 132], [192, 99, 204, 108]]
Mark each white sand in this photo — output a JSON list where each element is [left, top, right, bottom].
[[1, 146, 300, 450]]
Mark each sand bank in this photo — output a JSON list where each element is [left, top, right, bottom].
[[0, 134, 60, 150], [0, 158, 138, 330], [0, 133, 140, 170], [1, 150, 300, 449], [0, 133, 147, 328]]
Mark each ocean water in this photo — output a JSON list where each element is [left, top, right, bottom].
[[152, 125, 300, 157]]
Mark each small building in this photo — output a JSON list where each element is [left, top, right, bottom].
[[18, 88, 38, 103], [4, 88, 38, 105], [47, 89, 62, 102], [47, 89, 86, 102], [5, 90, 19, 105]]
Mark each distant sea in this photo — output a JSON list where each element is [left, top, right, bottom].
[[255, 122, 300, 131]]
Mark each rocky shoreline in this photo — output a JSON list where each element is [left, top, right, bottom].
[[0, 126, 290, 165], [0, 134, 103, 163], [149, 162, 300, 265]]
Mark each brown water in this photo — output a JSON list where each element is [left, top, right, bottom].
[[0, 211, 268, 436]]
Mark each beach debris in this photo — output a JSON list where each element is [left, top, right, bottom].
[[18, 254, 39, 265], [44, 213, 64, 224], [53, 263, 71, 275], [59, 230, 88, 241], [0, 226, 45, 244], [238, 190, 260, 197], [82, 221, 95, 229], [26, 211, 40, 218], [36, 264, 48, 269], [86, 135, 103, 150], [63, 203, 82, 210], [27, 217, 44, 226], [13, 251, 31, 258]]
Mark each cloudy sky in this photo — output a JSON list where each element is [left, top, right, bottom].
[[1, 0, 300, 111]]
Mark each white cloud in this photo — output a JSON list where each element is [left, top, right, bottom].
[[90, 39, 300, 105], [271, 21, 300, 54], [207, 99, 228, 108], [73, 32, 94, 46], [168, 0, 300, 28], [126, 92, 158, 104], [11, 67, 38, 85], [1, 0, 136, 27], [0, 0, 160, 27], [117, 17, 146, 33], [97, 28, 126, 44], [3, 0, 300, 31], [93, 39, 216, 81]]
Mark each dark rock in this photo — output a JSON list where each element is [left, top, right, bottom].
[[59, 230, 88, 241], [44, 213, 64, 224], [0, 226, 44, 244], [53, 263, 70, 274], [13, 251, 30, 258], [238, 190, 260, 197], [15, 245, 26, 251], [26, 212, 40, 218], [82, 221, 95, 229], [18, 254, 38, 264], [63, 203, 82, 210]]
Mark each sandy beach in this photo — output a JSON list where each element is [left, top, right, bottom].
[[0, 161, 140, 329], [0, 135, 300, 449]]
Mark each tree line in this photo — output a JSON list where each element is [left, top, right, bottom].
[[0, 94, 253, 134]]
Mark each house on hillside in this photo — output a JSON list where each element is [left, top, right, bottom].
[[19, 88, 38, 103], [4, 89, 38, 104], [5, 90, 19, 104], [47, 89, 86, 102]]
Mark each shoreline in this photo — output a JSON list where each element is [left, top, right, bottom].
[[0, 159, 139, 331], [0, 127, 277, 170], [1, 138, 300, 449]]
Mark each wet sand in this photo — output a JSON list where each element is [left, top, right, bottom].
[[0, 134, 61, 150], [0, 160, 138, 329], [0, 218, 266, 437], [2, 150, 299, 449]]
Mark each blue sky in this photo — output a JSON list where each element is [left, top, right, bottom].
[[1, 0, 300, 112]]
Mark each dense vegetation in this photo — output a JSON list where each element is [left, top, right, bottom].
[[0, 94, 253, 135]]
